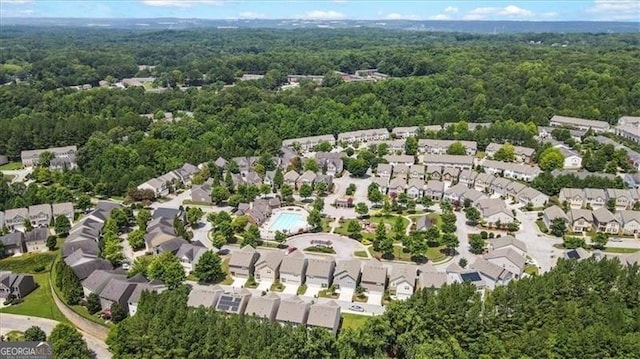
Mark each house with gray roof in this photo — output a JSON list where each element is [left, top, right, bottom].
[[549, 115, 610, 133], [51, 202, 74, 224], [417, 266, 448, 290], [388, 177, 406, 195], [460, 189, 487, 205], [82, 270, 127, 297], [414, 215, 433, 232], [284, 170, 300, 186], [254, 250, 285, 283], [406, 178, 425, 199], [229, 246, 260, 278], [559, 188, 585, 209], [425, 165, 442, 180], [423, 154, 474, 170], [24, 228, 49, 253], [21, 145, 77, 168], [424, 180, 444, 201], [489, 177, 511, 196], [391, 126, 419, 139], [282, 134, 336, 150], [0, 232, 25, 255], [516, 187, 549, 208], [127, 279, 166, 316], [4, 208, 28, 230], [442, 167, 460, 183], [458, 169, 478, 188], [338, 128, 389, 143], [563, 247, 591, 261], [475, 199, 514, 226], [443, 183, 470, 204], [371, 176, 389, 194], [279, 250, 307, 287], [360, 261, 387, 294], [333, 259, 361, 291], [484, 248, 526, 278], [543, 205, 569, 230], [174, 163, 199, 185], [592, 208, 620, 234], [616, 211, 640, 235], [474, 173, 495, 193], [481, 160, 541, 182], [408, 164, 425, 179], [305, 257, 335, 288], [65, 251, 113, 280], [187, 286, 225, 309], [316, 152, 344, 176], [137, 177, 168, 198], [176, 241, 209, 273], [389, 264, 417, 300], [244, 292, 281, 322], [376, 163, 392, 178], [606, 188, 633, 211], [418, 139, 477, 156], [505, 181, 527, 199], [245, 171, 263, 186], [215, 289, 252, 315], [98, 278, 136, 311], [471, 258, 512, 287], [392, 164, 410, 177], [307, 300, 341, 335], [567, 209, 593, 232], [0, 272, 36, 299], [583, 188, 607, 210], [191, 184, 212, 204], [275, 295, 310, 326], [488, 236, 527, 256], [383, 154, 414, 166]]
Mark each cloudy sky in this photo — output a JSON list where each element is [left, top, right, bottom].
[[1, 0, 638, 21]]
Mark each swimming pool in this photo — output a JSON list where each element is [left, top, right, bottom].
[[269, 212, 307, 233]]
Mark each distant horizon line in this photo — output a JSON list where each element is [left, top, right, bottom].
[[1, 17, 638, 23]]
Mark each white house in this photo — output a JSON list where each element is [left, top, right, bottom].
[[388, 264, 417, 300]]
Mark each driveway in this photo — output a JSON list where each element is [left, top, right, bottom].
[[0, 313, 111, 359], [303, 285, 321, 298], [230, 277, 246, 288], [285, 233, 367, 260], [282, 284, 299, 295], [338, 288, 354, 302], [323, 173, 374, 219], [515, 211, 564, 273], [256, 281, 272, 291], [366, 292, 383, 305]]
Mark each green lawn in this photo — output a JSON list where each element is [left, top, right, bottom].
[[524, 264, 539, 276], [221, 259, 234, 285], [426, 247, 448, 262], [341, 313, 369, 330], [335, 215, 410, 241], [4, 330, 25, 341], [318, 289, 339, 299], [0, 252, 58, 273], [0, 272, 68, 323], [368, 245, 448, 263], [0, 161, 22, 170], [297, 284, 307, 295], [353, 250, 368, 258], [535, 220, 548, 233], [270, 281, 285, 292]]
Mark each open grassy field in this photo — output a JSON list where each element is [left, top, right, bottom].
[[0, 272, 68, 323], [341, 313, 369, 330], [0, 252, 57, 273], [0, 162, 22, 170]]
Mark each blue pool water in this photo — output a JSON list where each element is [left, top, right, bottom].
[[269, 212, 307, 232]]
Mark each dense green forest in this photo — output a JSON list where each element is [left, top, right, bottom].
[[107, 258, 640, 358], [1, 29, 639, 196]]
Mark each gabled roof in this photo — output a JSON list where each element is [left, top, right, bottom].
[[592, 207, 617, 223], [425, 180, 444, 192], [418, 271, 448, 289], [484, 248, 526, 271], [24, 228, 49, 243], [244, 292, 281, 319], [489, 235, 527, 253], [305, 257, 335, 278], [99, 279, 135, 303], [279, 250, 307, 275], [389, 264, 417, 284], [4, 208, 28, 220], [28, 204, 52, 217], [334, 259, 361, 281], [307, 300, 340, 330], [275, 295, 310, 324], [62, 238, 99, 258], [52, 202, 74, 216], [255, 250, 285, 271], [69, 257, 114, 280], [543, 205, 568, 221], [82, 270, 126, 294], [471, 258, 507, 281], [284, 170, 300, 182], [187, 286, 224, 308], [0, 232, 24, 247], [568, 208, 593, 223], [229, 246, 259, 268], [361, 261, 387, 284]]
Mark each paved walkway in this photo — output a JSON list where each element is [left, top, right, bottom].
[[285, 233, 367, 260], [0, 313, 112, 359]]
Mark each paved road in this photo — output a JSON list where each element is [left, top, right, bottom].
[[323, 173, 374, 220], [0, 314, 112, 359], [0, 168, 32, 183], [285, 233, 367, 260], [516, 211, 563, 273]]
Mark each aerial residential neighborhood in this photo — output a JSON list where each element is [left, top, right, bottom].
[[0, 6, 639, 359]]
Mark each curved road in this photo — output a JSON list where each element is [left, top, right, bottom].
[[0, 313, 112, 358]]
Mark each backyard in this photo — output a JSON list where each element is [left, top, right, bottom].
[[0, 161, 22, 170], [341, 313, 369, 330]]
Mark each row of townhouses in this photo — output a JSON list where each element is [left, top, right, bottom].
[[20, 145, 78, 170], [1, 202, 74, 231], [137, 163, 200, 198], [543, 205, 640, 235], [559, 187, 640, 210]]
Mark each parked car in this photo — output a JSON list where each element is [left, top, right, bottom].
[[349, 305, 365, 312]]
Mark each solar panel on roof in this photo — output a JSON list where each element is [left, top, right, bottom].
[[461, 272, 482, 282], [566, 250, 580, 259]]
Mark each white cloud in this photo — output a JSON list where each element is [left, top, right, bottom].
[[430, 14, 451, 20], [541, 11, 558, 18], [444, 6, 458, 13], [463, 5, 534, 20], [386, 13, 419, 20], [1, 0, 33, 3], [586, 0, 640, 20], [140, 0, 222, 7], [298, 10, 346, 20], [239, 11, 266, 19]]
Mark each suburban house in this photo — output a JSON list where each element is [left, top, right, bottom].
[[188, 286, 225, 309], [442, 167, 460, 183], [471, 258, 512, 288], [64, 249, 114, 280], [606, 188, 634, 210], [444, 183, 471, 204], [393, 164, 410, 178], [81, 270, 126, 297], [406, 178, 425, 199], [377, 163, 393, 178], [279, 250, 308, 287], [616, 211, 640, 235], [383, 154, 414, 166], [371, 176, 389, 194], [485, 143, 535, 163], [424, 180, 444, 201], [409, 164, 425, 179], [418, 139, 477, 156], [480, 160, 541, 182], [475, 199, 515, 227], [51, 202, 74, 223], [489, 177, 511, 197], [414, 215, 433, 232], [282, 135, 336, 150], [215, 289, 252, 315], [592, 208, 620, 234], [20, 145, 78, 168], [474, 173, 495, 192], [296, 171, 316, 188], [244, 292, 281, 322], [98, 278, 136, 312], [516, 187, 549, 208], [0, 232, 25, 255], [191, 183, 213, 204], [559, 188, 586, 209], [254, 250, 285, 283], [556, 145, 583, 169], [360, 261, 387, 294], [388, 177, 406, 196], [176, 241, 209, 273], [0, 272, 36, 299], [391, 126, 419, 139], [388, 264, 417, 300], [306, 300, 341, 336], [332, 259, 361, 290], [4, 208, 28, 230], [584, 188, 607, 209], [458, 169, 478, 188], [567, 209, 594, 232], [425, 165, 442, 180], [615, 117, 640, 144], [337, 128, 389, 143], [127, 280, 165, 316], [228, 246, 260, 278], [543, 205, 569, 230], [549, 115, 610, 133], [174, 163, 199, 185], [484, 248, 526, 278], [316, 152, 344, 176], [423, 155, 474, 170], [305, 257, 335, 288], [275, 295, 310, 327], [505, 181, 527, 200], [24, 228, 49, 253], [28, 204, 53, 227], [137, 178, 168, 198], [488, 236, 527, 257], [417, 264, 448, 290]]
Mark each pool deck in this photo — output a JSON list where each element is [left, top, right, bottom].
[[260, 207, 311, 240]]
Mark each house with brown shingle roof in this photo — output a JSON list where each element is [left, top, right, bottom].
[[229, 246, 260, 278], [307, 300, 341, 336], [244, 292, 281, 322], [275, 295, 310, 326], [254, 250, 285, 282], [360, 261, 387, 294], [279, 250, 308, 287]]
